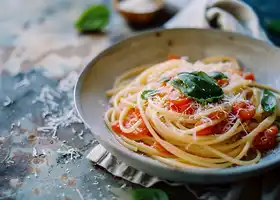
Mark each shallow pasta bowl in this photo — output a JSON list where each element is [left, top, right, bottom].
[[75, 28, 280, 184]]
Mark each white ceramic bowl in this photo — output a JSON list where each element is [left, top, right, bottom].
[[75, 28, 280, 183]]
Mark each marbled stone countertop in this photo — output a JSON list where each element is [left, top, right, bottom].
[[1, 0, 280, 200], [0, 1, 180, 200]]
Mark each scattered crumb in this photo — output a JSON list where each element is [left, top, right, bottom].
[[67, 178, 76, 186], [60, 174, 68, 181], [27, 134, 37, 142], [32, 188, 40, 195], [32, 157, 45, 164]]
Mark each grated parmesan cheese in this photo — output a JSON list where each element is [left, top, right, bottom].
[[14, 76, 30, 89], [3, 96, 13, 107], [57, 144, 82, 163], [57, 71, 79, 93], [32, 71, 84, 140]]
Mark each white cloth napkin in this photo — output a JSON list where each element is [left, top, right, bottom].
[[87, 0, 272, 198], [164, 0, 269, 41]]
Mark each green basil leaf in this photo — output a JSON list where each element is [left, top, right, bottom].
[[209, 71, 228, 80], [171, 71, 224, 103], [265, 19, 280, 36], [159, 77, 171, 83], [131, 189, 169, 200], [261, 89, 277, 112], [141, 89, 158, 100], [75, 4, 110, 32]]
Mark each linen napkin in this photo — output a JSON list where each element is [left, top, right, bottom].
[[164, 0, 270, 42], [87, 0, 274, 199]]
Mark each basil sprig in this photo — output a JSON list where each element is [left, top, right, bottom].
[[75, 4, 110, 32], [170, 71, 224, 103], [141, 89, 158, 100], [261, 89, 277, 112], [131, 189, 169, 200], [209, 71, 228, 80]]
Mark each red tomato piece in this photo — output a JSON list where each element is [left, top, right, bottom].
[[232, 101, 246, 114], [265, 125, 278, 137], [195, 120, 214, 136], [243, 72, 256, 81], [111, 121, 149, 140], [196, 126, 213, 136], [232, 101, 256, 121], [127, 108, 141, 119], [253, 125, 278, 151], [168, 54, 181, 60], [199, 111, 229, 135], [111, 121, 122, 133], [171, 98, 193, 106], [237, 107, 255, 121], [217, 79, 229, 87], [208, 111, 228, 120], [169, 97, 195, 114], [111, 108, 151, 140], [213, 120, 229, 134], [136, 120, 151, 135]]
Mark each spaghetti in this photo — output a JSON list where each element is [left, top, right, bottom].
[[104, 56, 280, 168]]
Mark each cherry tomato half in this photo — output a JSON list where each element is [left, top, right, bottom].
[[208, 111, 228, 120], [217, 78, 229, 87], [232, 101, 256, 121], [195, 120, 213, 136], [169, 97, 196, 114], [196, 126, 213, 136], [243, 72, 256, 81], [253, 125, 278, 151], [111, 121, 148, 140], [265, 125, 278, 137], [111, 108, 150, 140]]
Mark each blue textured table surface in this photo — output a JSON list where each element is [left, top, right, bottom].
[[0, 1, 280, 200], [244, 0, 280, 45]]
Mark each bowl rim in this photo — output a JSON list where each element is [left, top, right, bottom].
[[74, 28, 280, 180]]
